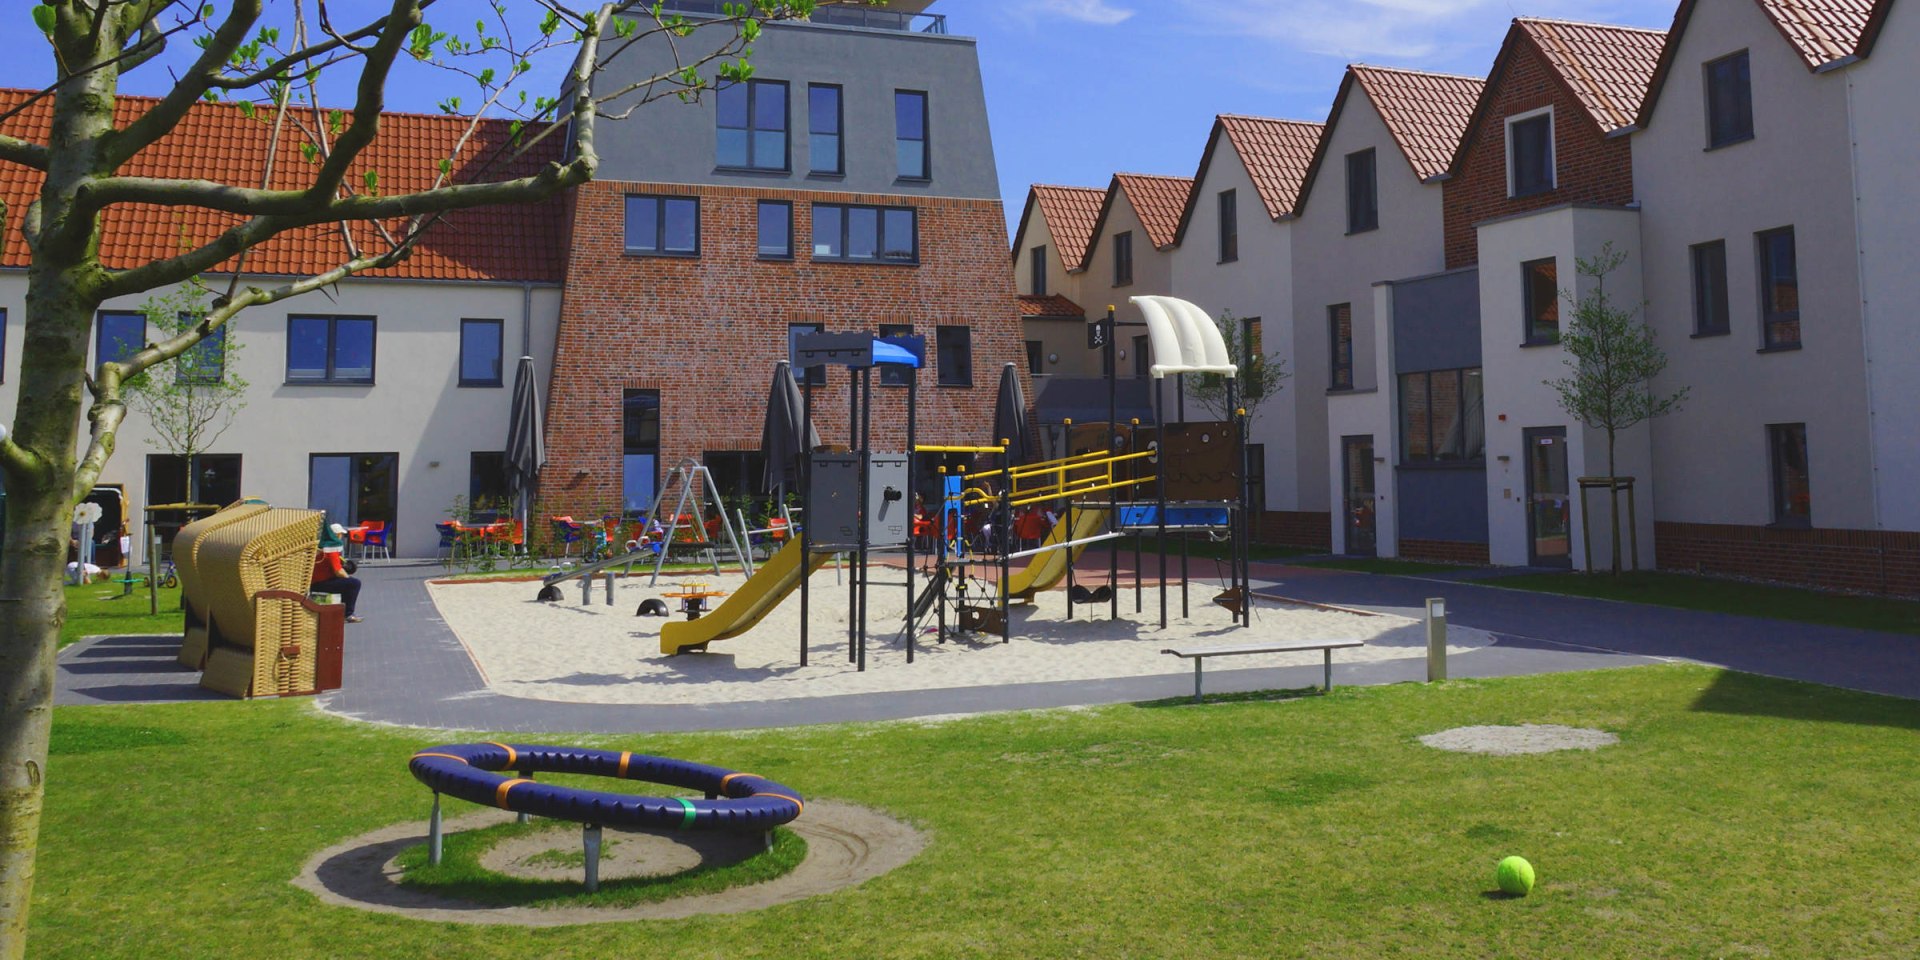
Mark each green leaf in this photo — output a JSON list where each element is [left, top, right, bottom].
[[31, 4, 55, 35], [363, 170, 379, 195], [300, 142, 318, 163], [438, 157, 453, 176], [236, 101, 255, 121]]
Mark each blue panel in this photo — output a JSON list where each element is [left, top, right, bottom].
[[1395, 466, 1488, 543], [1392, 268, 1482, 373]]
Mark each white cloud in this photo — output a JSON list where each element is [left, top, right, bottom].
[[1030, 0, 1137, 26], [1166, 0, 1657, 65]]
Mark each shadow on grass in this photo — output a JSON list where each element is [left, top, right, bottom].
[[1132, 685, 1327, 709], [1688, 669, 1920, 731]]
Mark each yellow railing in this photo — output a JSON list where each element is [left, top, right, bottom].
[[946, 447, 1155, 509]]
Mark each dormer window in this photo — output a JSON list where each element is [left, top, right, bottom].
[[1506, 108, 1554, 198]]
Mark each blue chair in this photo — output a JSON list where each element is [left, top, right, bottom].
[[436, 522, 461, 562]]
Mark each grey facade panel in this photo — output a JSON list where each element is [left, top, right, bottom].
[[1396, 466, 1489, 543], [1391, 268, 1481, 373], [592, 20, 999, 199]]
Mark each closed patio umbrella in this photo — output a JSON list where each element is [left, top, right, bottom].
[[505, 355, 546, 530], [761, 361, 820, 498], [993, 362, 1031, 465]]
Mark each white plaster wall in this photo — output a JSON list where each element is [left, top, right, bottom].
[[1083, 189, 1178, 420], [1633, 0, 1871, 530], [1013, 211, 1101, 379], [0, 272, 561, 560], [1168, 137, 1300, 512], [1847, 0, 1920, 531], [1292, 84, 1452, 530], [1325, 281, 1398, 556], [1476, 206, 1655, 569]]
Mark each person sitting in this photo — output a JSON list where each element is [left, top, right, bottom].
[[311, 525, 363, 623]]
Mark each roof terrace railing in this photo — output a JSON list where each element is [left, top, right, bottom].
[[656, 1, 947, 34]]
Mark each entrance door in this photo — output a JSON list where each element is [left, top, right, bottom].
[[1341, 436, 1376, 556], [1524, 428, 1571, 567], [309, 453, 399, 547]]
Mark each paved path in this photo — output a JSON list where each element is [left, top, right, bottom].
[[54, 559, 1917, 733]]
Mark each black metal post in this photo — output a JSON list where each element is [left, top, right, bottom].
[[1132, 419, 1142, 614], [905, 366, 917, 664], [852, 367, 866, 669], [1155, 377, 1167, 630], [858, 366, 873, 671], [998, 444, 1010, 645], [1105, 307, 1118, 622], [799, 367, 813, 666]]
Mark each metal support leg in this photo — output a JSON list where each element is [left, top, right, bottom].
[[583, 823, 603, 893], [1193, 658, 1204, 703], [1324, 649, 1333, 692], [428, 793, 444, 866], [603, 572, 615, 606]]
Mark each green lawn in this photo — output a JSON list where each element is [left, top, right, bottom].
[[31, 664, 1920, 958], [60, 579, 182, 649], [1494, 570, 1920, 636]]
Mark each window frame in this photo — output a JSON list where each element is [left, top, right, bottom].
[[894, 89, 930, 181], [715, 78, 790, 172], [457, 318, 505, 388], [1112, 231, 1134, 287], [1345, 148, 1378, 234], [935, 325, 972, 388], [757, 200, 794, 261], [1690, 240, 1730, 337], [96, 310, 147, 368], [1025, 339, 1045, 377], [1755, 226, 1800, 351], [1132, 334, 1150, 378], [1329, 304, 1354, 391], [1703, 50, 1754, 150], [810, 202, 919, 264], [1030, 245, 1048, 296], [468, 451, 509, 520], [1397, 367, 1485, 465], [1767, 422, 1811, 527], [285, 314, 377, 385], [1506, 107, 1555, 198], [807, 82, 844, 176], [621, 389, 662, 518], [1521, 257, 1560, 346], [1217, 188, 1238, 263], [624, 194, 701, 258]]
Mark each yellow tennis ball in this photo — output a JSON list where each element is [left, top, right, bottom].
[[1496, 855, 1535, 896]]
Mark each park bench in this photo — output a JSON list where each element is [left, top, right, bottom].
[[1160, 639, 1366, 702]]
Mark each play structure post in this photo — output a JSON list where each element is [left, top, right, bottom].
[[427, 793, 444, 866], [1106, 306, 1120, 622], [848, 368, 861, 667], [583, 823, 603, 893], [1155, 377, 1168, 630], [999, 442, 1011, 644], [905, 368, 917, 664], [1131, 419, 1142, 614], [1425, 597, 1448, 681], [799, 365, 814, 667], [857, 366, 872, 672]]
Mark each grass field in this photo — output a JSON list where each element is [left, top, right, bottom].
[[59, 579, 182, 648], [1494, 570, 1920, 636], [30, 664, 1920, 958]]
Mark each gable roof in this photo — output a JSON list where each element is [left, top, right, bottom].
[[1635, 0, 1891, 129], [0, 88, 567, 284], [1294, 64, 1485, 214], [1017, 293, 1087, 319], [1172, 114, 1322, 243], [1446, 19, 1668, 177], [1093, 173, 1194, 256], [1011, 183, 1108, 271]]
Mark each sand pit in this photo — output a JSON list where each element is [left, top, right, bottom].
[[1419, 724, 1619, 755], [427, 566, 1494, 706]]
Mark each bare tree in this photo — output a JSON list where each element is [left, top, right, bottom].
[[1544, 243, 1688, 575], [1188, 309, 1289, 426], [0, 2, 869, 953]]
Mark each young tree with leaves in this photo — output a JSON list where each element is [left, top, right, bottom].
[[122, 279, 249, 503], [1187, 309, 1289, 426], [1544, 243, 1688, 575], [0, 2, 872, 953]]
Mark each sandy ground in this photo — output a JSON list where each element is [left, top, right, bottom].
[[1419, 724, 1620, 755], [427, 564, 1494, 706]]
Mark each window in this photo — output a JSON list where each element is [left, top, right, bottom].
[[717, 79, 787, 171], [1241, 316, 1262, 357], [1768, 423, 1810, 525], [895, 90, 928, 180], [177, 322, 227, 385], [1346, 148, 1378, 233], [788, 322, 825, 385], [1507, 110, 1554, 197], [1398, 368, 1485, 463], [1705, 51, 1754, 148], [1030, 245, 1048, 296], [148, 453, 242, 507], [287, 315, 375, 384], [1112, 231, 1133, 286], [1025, 340, 1044, 376], [622, 390, 661, 517], [811, 203, 918, 263], [1691, 240, 1730, 336], [0, 308, 6, 382], [936, 325, 971, 387], [1523, 258, 1559, 344], [468, 452, 508, 521], [757, 201, 793, 260], [704, 450, 769, 502], [1329, 304, 1353, 390], [459, 318, 503, 387], [96, 311, 146, 366], [1757, 227, 1799, 349], [1132, 335, 1149, 378], [1218, 189, 1238, 263], [808, 83, 842, 175], [879, 323, 913, 386], [624, 195, 699, 257]]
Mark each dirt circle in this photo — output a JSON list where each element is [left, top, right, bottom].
[[1419, 724, 1619, 755], [480, 824, 768, 883], [291, 800, 927, 926]]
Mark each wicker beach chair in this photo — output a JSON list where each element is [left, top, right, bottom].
[[172, 503, 272, 669], [194, 508, 329, 698]]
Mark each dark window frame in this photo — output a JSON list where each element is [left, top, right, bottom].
[[1030, 245, 1048, 296], [1025, 339, 1045, 376], [1704, 50, 1755, 149], [621, 389, 662, 518], [458, 318, 505, 387], [1132, 334, 1150, 378], [1507, 109, 1555, 198], [624, 194, 701, 258], [285, 314, 377, 385], [716, 78, 790, 172], [757, 200, 794, 260], [879, 322, 915, 386], [1329, 304, 1354, 391], [1767, 422, 1811, 527], [810, 202, 919, 264], [935, 325, 972, 388], [894, 89, 930, 181], [96, 310, 147, 367], [1112, 231, 1134, 287], [1756, 226, 1800, 351], [1690, 240, 1730, 337], [1522, 257, 1560, 346], [1346, 148, 1378, 233], [0, 307, 7, 384], [1397, 367, 1486, 465], [1218, 188, 1239, 263], [807, 82, 844, 176]]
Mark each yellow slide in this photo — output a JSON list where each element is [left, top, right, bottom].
[[1003, 508, 1109, 602], [660, 537, 830, 655]]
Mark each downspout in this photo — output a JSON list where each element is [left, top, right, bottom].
[[520, 281, 534, 358]]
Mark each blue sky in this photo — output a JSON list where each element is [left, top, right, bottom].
[[0, 0, 1683, 241]]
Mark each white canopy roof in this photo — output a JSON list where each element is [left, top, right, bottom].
[[1129, 295, 1238, 379]]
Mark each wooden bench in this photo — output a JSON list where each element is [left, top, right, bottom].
[[1161, 640, 1366, 702]]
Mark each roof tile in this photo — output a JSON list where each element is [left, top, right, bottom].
[[0, 88, 567, 284], [1349, 65, 1486, 181], [1029, 184, 1107, 273], [1517, 19, 1669, 133], [1017, 293, 1086, 318], [1216, 115, 1323, 219], [1113, 173, 1194, 250], [1755, 0, 1880, 67]]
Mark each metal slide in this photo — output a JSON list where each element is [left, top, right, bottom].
[[659, 537, 831, 655], [1002, 508, 1109, 602]]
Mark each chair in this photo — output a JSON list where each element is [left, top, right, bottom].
[[172, 503, 272, 669], [435, 522, 461, 562], [359, 520, 391, 561], [550, 516, 585, 558], [192, 507, 336, 698]]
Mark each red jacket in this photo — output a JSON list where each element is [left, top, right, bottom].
[[312, 551, 347, 585]]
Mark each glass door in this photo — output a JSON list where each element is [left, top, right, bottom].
[[1524, 428, 1571, 567], [1341, 436, 1376, 556], [309, 453, 399, 549]]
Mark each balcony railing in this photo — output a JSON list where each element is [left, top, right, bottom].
[[657, 1, 947, 34]]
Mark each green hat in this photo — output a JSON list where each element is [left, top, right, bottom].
[[318, 521, 345, 552]]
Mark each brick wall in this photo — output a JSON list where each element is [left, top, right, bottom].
[[1442, 36, 1635, 269], [1400, 538, 1491, 565], [540, 179, 1022, 520], [1655, 522, 1920, 597], [1257, 511, 1331, 550]]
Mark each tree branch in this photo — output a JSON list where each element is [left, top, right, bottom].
[[106, 0, 265, 168], [0, 135, 50, 171]]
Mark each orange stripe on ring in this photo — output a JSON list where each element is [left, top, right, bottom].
[[618, 752, 631, 778], [753, 792, 803, 814], [485, 741, 518, 767], [718, 772, 761, 794], [411, 753, 469, 764], [494, 778, 532, 809]]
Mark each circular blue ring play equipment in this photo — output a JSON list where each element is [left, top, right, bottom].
[[408, 743, 802, 832]]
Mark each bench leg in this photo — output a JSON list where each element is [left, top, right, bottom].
[[1324, 649, 1333, 692], [1193, 659, 1204, 703]]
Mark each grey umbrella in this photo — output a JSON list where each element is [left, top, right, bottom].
[[505, 355, 546, 529], [761, 361, 820, 498], [993, 362, 1032, 465]]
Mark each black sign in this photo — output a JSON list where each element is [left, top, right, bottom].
[[1086, 319, 1110, 350]]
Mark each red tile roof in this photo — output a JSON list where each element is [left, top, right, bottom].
[[1017, 293, 1086, 319], [1755, 0, 1881, 67], [1022, 184, 1107, 272], [1516, 19, 1670, 134], [1350, 65, 1486, 181], [1217, 116, 1324, 220], [1111, 173, 1195, 250], [0, 89, 568, 284]]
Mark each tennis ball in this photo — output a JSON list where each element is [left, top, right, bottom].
[[1496, 855, 1536, 896]]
